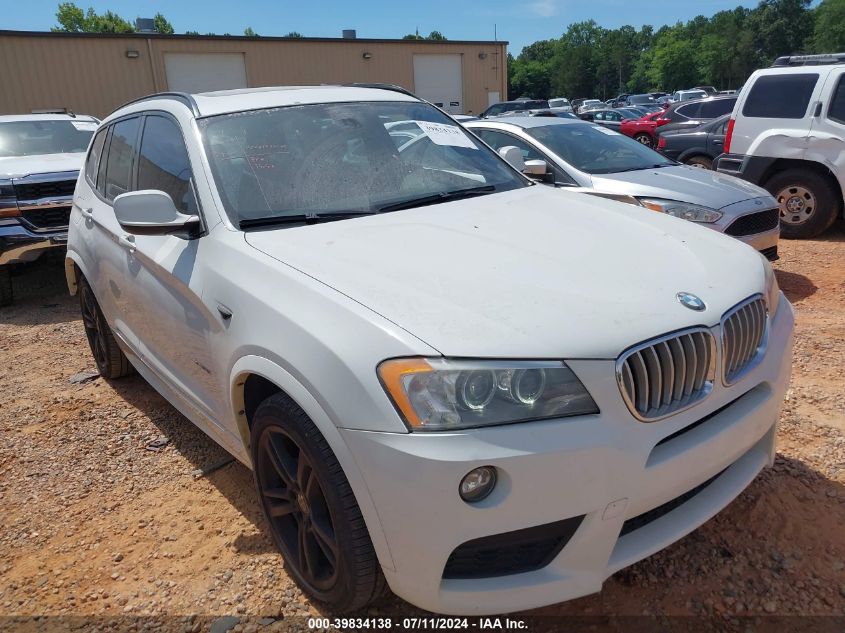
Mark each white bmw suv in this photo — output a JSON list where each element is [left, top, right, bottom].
[[66, 85, 794, 614]]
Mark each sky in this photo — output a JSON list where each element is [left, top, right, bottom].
[[1, 0, 766, 53]]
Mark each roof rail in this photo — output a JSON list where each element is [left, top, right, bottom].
[[115, 92, 201, 116], [771, 53, 845, 67], [342, 83, 419, 98]]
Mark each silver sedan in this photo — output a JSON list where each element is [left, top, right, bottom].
[[464, 116, 780, 260]]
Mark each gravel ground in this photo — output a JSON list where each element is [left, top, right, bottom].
[[0, 225, 843, 631]]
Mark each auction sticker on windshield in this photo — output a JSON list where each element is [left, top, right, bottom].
[[415, 121, 478, 149]]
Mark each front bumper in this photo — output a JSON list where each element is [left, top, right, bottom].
[[342, 298, 794, 615], [0, 222, 67, 265]]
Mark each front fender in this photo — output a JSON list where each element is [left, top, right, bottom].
[[229, 354, 396, 572]]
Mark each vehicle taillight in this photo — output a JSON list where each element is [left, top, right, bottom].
[[724, 118, 735, 153], [657, 136, 666, 149]]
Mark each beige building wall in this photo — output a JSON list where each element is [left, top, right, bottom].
[[0, 31, 507, 118]]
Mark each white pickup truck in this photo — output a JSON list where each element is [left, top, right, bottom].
[[0, 113, 98, 305]]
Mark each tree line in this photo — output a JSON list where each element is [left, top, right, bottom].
[[51, 2, 448, 41], [51, 3, 301, 38], [508, 0, 845, 100]]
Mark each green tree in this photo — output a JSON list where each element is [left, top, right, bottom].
[[52, 2, 134, 32], [244, 26, 258, 37], [747, 0, 813, 61], [812, 0, 845, 52], [153, 12, 174, 35], [284, 31, 303, 38], [402, 31, 447, 41]]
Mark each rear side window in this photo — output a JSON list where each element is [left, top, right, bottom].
[[102, 117, 140, 202], [699, 99, 735, 118], [742, 73, 818, 118], [85, 128, 107, 187], [675, 103, 701, 119], [137, 115, 197, 214], [828, 76, 845, 124]]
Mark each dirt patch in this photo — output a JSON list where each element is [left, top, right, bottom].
[[1, 225, 844, 626]]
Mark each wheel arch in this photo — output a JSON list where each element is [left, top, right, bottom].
[[677, 148, 713, 164], [64, 251, 87, 296], [762, 159, 844, 218], [229, 355, 396, 572]]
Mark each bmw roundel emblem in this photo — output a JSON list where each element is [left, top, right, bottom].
[[677, 292, 706, 311]]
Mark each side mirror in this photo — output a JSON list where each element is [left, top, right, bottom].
[[523, 159, 548, 176], [498, 146, 525, 172], [113, 190, 200, 234]]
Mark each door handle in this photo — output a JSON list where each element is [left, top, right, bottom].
[[118, 233, 136, 253], [713, 139, 723, 145], [80, 206, 93, 218], [216, 303, 233, 320]]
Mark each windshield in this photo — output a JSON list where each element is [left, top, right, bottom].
[[548, 99, 569, 108], [526, 123, 674, 174], [200, 101, 525, 224], [0, 120, 96, 158]]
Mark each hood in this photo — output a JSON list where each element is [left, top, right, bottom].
[[0, 153, 85, 180], [244, 187, 766, 359], [592, 164, 771, 210]]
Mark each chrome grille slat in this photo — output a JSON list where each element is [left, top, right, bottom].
[[643, 347, 662, 410], [629, 352, 649, 413], [656, 342, 674, 407], [721, 295, 768, 385], [617, 328, 715, 421], [680, 334, 697, 396], [667, 337, 685, 401]]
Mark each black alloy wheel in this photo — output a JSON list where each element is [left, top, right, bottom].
[[251, 393, 385, 611], [78, 277, 132, 378], [257, 425, 339, 591]]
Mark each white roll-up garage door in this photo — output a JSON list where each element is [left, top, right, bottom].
[[164, 53, 248, 93], [413, 54, 463, 114]]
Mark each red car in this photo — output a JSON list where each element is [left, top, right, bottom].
[[619, 110, 670, 148]]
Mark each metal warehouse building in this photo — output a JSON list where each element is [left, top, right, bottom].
[[0, 30, 508, 119]]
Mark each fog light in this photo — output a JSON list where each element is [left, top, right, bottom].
[[459, 466, 497, 503]]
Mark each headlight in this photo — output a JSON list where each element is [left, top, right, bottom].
[[760, 252, 780, 316], [378, 358, 598, 431], [638, 198, 723, 223]]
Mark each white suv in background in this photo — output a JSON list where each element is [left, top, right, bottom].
[[715, 53, 845, 238], [66, 86, 793, 615]]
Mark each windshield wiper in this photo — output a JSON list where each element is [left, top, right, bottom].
[[239, 212, 374, 229], [377, 185, 496, 213], [612, 163, 672, 173]]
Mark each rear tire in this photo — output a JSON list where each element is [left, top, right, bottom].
[[251, 394, 386, 612], [764, 169, 839, 239], [0, 266, 12, 307], [78, 277, 132, 378], [634, 133, 654, 148], [685, 155, 713, 170]]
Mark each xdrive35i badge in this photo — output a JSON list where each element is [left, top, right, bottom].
[[677, 292, 706, 311]]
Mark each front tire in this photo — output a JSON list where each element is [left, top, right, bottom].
[[764, 169, 839, 239], [0, 266, 12, 307], [78, 277, 132, 378], [634, 133, 654, 148], [251, 394, 385, 612]]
